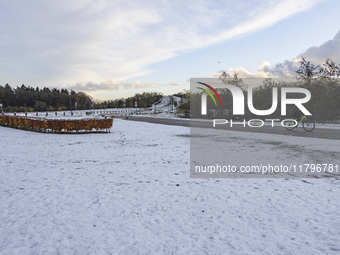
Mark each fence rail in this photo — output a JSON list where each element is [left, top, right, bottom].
[[1, 107, 155, 117]]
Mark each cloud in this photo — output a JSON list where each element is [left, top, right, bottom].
[[296, 30, 340, 63], [131, 81, 179, 89], [70, 80, 120, 92], [0, 0, 324, 90], [213, 61, 273, 78], [120, 81, 179, 90], [210, 0, 324, 45], [259, 59, 300, 78], [69, 80, 178, 92], [215, 30, 340, 78], [264, 30, 340, 77]]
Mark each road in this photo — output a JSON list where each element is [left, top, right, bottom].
[[124, 116, 340, 140]]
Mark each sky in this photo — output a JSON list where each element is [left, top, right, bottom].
[[0, 0, 340, 101]]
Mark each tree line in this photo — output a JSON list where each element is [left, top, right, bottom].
[[94, 92, 165, 109], [0, 84, 185, 113], [0, 84, 93, 112]]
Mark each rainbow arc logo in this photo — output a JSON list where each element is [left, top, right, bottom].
[[196, 82, 222, 106]]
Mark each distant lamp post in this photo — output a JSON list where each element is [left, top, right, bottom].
[[139, 97, 141, 114], [68, 91, 73, 115]]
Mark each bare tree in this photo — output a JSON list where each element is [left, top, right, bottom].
[[318, 58, 340, 79], [219, 72, 244, 88], [295, 57, 319, 84]]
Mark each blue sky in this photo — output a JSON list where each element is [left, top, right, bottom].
[[0, 0, 340, 100]]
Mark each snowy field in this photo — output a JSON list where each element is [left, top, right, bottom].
[[0, 119, 339, 254]]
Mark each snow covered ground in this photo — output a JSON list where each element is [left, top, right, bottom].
[[0, 119, 339, 254]]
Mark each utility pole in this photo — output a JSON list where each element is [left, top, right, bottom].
[[68, 91, 73, 115]]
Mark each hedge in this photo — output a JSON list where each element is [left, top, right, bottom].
[[0, 115, 113, 133]]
